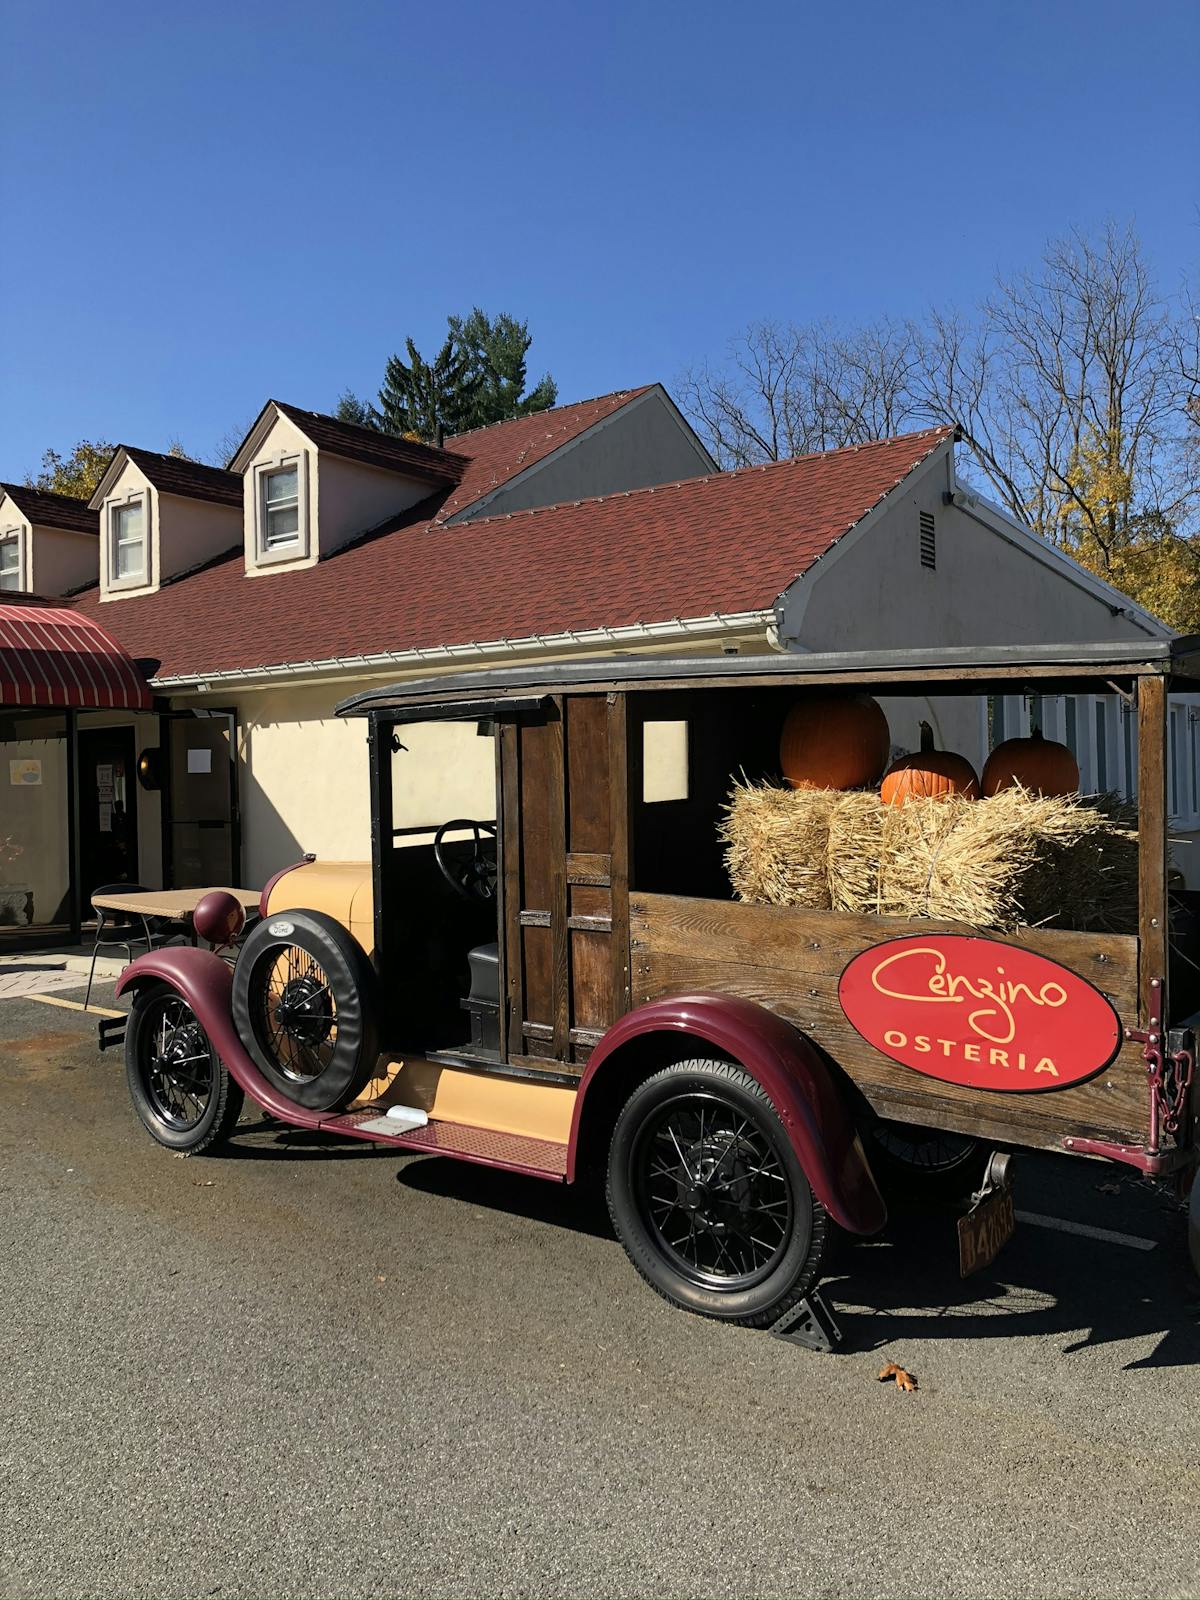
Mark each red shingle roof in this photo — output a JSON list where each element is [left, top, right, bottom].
[[73, 427, 951, 682], [272, 402, 465, 486], [121, 448, 243, 507]]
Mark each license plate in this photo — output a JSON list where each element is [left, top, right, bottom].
[[958, 1181, 1015, 1278]]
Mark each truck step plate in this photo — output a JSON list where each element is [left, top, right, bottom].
[[324, 1111, 569, 1180]]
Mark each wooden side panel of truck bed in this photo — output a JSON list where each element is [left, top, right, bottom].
[[630, 892, 1147, 1153]]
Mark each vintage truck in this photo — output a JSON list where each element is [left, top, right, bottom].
[[105, 641, 1200, 1335]]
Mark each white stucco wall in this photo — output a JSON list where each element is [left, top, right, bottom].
[[28, 524, 98, 597], [315, 452, 433, 551], [157, 492, 242, 577], [225, 681, 372, 886], [785, 447, 1160, 654]]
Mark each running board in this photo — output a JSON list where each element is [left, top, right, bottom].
[[320, 1109, 569, 1182]]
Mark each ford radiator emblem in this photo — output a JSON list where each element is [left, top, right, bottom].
[[267, 920, 296, 938]]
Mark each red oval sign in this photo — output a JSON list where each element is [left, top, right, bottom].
[[838, 934, 1121, 1092]]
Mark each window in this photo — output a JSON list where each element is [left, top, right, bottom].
[[642, 720, 689, 803], [110, 500, 146, 584], [262, 466, 300, 549], [0, 532, 22, 590]]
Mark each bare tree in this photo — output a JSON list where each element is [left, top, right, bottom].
[[209, 415, 258, 469], [678, 318, 922, 467], [682, 224, 1199, 554]]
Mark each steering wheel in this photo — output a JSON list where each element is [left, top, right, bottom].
[[433, 819, 498, 903]]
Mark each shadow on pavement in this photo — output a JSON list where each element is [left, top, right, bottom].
[[397, 1148, 1199, 1365], [825, 1195, 1200, 1368]]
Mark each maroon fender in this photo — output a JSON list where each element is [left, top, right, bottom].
[[115, 947, 326, 1132], [568, 993, 887, 1235], [258, 854, 315, 919]]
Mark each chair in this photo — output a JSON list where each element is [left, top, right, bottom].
[[84, 884, 183, 1010]]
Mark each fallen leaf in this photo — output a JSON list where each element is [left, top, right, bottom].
[[878, 1361, 918, 1392]]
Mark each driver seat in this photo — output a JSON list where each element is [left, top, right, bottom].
[[461, 941, 500, 1053]]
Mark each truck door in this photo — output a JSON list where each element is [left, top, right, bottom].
[[499, 693, 629, 1072]]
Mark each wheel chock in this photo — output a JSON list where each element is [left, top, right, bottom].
[[769, 1287, 844, 1352]]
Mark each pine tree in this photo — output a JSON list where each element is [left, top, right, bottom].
[[333, 390, 381, 429], [349, 310, 558, 444], [449, 308, 558, 432], [376, 334, 483, 445]]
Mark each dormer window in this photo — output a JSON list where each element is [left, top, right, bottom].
[[251, 452, 309, 566], [107, 493, 149, 589], [0, 530, 22, 590], [262, 466, 300, 548]]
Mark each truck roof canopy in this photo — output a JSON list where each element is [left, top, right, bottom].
[[336, 637, 1200, 721]]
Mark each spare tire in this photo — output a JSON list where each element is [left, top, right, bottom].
[[232, 908, 379, 1111]]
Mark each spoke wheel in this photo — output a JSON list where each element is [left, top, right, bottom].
[[231, 908, 379, 1112], [607, 1058, 829, 1327], [250, 945, 339, 1085], [870, 1120, 991, 1201], [126, 985, 243, 1155], [144, 996, 215, 1131], [634, 1091, 793, 1291]]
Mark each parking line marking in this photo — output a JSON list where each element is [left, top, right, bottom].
[[27, 993, 123, 1019], [1014, 1210, 1157, 1250]]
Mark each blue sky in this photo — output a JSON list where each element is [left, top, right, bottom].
[[1, 0, 1196, 478]]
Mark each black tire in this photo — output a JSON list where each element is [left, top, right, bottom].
[[870, 1120, 990, 1201], [231, 908, 378, 1112], [606, 1058, 829, 1327], [126, 984, 244, 1155]]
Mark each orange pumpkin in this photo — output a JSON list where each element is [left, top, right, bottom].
[[780, 694, 891, 791], [982, 728, 1079, 796], [880, 722, 980, 805]]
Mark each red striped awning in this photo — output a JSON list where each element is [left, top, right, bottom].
[[0, 604, 153, 711]]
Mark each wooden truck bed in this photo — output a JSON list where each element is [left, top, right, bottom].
[[630, 892, 1146, 1154]]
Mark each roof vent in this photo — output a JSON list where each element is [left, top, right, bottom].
[[919, 510, 936, 570]]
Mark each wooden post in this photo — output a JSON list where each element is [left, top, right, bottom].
[[607, 692, 631, 1017], [499, 719, 523, 1060], [1137, 674, 1168, 1026]]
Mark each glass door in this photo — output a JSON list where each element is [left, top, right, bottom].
[[162, 710, 239, 888]]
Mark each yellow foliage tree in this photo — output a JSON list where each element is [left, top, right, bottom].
[[1056, 426, 1200, 633], [28, 440, 115, 501]]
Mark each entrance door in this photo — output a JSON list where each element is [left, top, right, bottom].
[[500, 694, 630, 1072], [162, 712, 238, 889], [77, 726, 139, 903]]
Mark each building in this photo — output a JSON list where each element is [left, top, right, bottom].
[[0, 386, 1187, 945]]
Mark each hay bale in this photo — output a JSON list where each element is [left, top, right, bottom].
[[719, 781, 1139, 932], [720, 779, 833, 908]]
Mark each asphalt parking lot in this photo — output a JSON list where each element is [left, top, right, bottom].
[[1, 976, 1198, 1600]]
